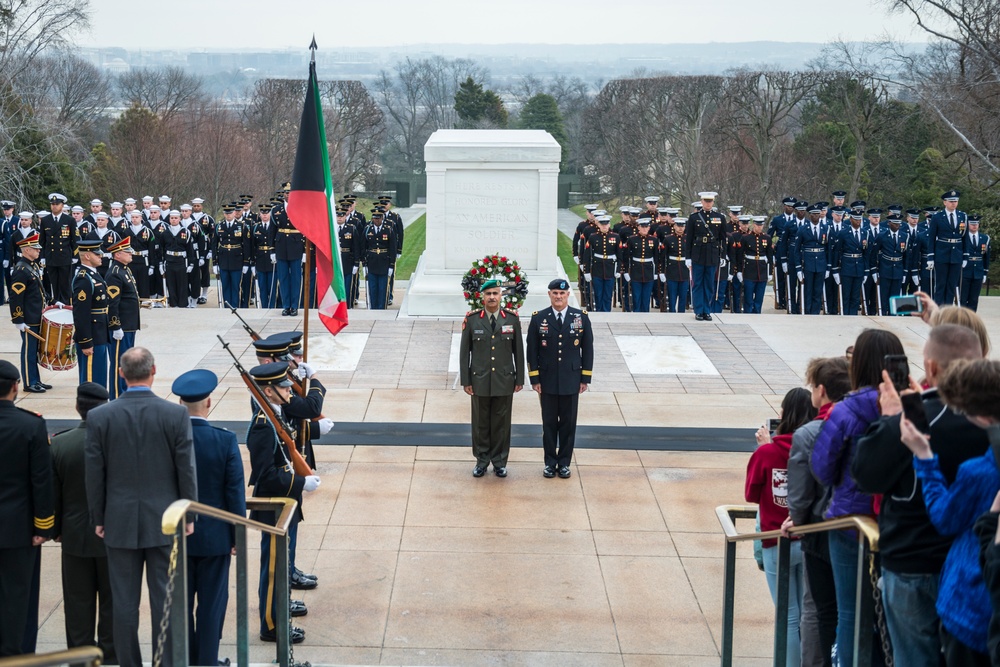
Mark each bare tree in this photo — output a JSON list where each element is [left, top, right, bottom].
[[116, 66, 206, 118], [320, 79, 386, 192], [0, 0, 90, 83], [241, 78, 302, 190]]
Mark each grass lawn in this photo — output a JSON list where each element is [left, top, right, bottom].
[[557, 230, 577, 277], [395, 214, 425, 280]]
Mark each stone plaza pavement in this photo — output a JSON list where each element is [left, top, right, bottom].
[[7, 289, 997, 666]]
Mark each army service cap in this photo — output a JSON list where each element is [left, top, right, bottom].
[[249, 362, 293, 388], [77, 238, 103, 252], [16, 232, 42, 249]]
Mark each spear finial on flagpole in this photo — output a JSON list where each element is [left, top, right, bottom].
[[309, 35, 317, 63]]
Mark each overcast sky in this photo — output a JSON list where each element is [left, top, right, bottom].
[[81, 0, 928, 50]]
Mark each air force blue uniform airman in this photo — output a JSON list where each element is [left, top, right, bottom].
[[833, 214, 872, 316], [790, 205, 831, 315], [928, 190, 967, 305], [960, 215, 989, 312]]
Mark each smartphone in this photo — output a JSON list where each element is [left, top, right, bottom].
[[768, 418, 781, 433], [889, 295, 923, 316], [901, 392, 930, 434], [883, 354, 910, 392]]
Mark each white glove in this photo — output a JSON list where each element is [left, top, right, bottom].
[[55, 301, 65, 309], [213, 265, 219, 276], [2, 260, 7, 268], [872, 272, 879, 283], [72, 257, 78, 264], [781, 262, 788, 273], [318, 418, 334, 435], [614, 272, 620, 279], [573, 256, 580, 265], [112, 328, 124, 340], [863, 275, 868, 285], [912, 275, 919, 286], [720, 258, 726, 268], [303, 475, 321, 492], [206, 251, 212, 260], [198, 258, 204, 266], [824, 270, 830, 279], [186, 265, 193, 273], [584, 273, 592, 282], [797, 271, 804, 282], [301, 253, 307, 263], [159, 263, 165, 274], [659, 273, 666, 283], [834, 273, 841, 286], [148, 266, 154, 276], [251, 266, 256, 276], [270, 253, 276, 264], [297, 362, 316, 379], [352, 266, 358, 275], [737, 272, 743, 282], [962, 260, 968, 268], [727, 272, 733, 282], [388, 267, 394, 277], [983, 276, 988, 284], [241, 266, 249, 274], [685, 259, 692, 269], [16, 322, 26, 332], [926, 260, 934, 270], [40, 258, 46, 267], [623, 273, 631, 282]]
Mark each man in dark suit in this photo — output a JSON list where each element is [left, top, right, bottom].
[[460, 279, 525, 478], [0, 359, 53, 656], [172, 369, 246, 667], [526, 279, 594, 479], [84, 346, 198, 667], [50, 382, 115, 662]]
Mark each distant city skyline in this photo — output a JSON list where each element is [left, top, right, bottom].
[[80, 0, 930, 51]]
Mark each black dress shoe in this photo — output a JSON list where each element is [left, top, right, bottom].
[[39, 382, 53, 390], [289, 309, 298, 316], [293, 567, 317, 583], [558, 466, 572, 479], [24, 384, 46, 393], [259, 626, 305, 643], [543, 466, 556, 478], [694, 313, 704, 321], [290, 570, 317, 590], [472, 465, 487, 478], [705, 313, 713, 321], [281, 308, 290, 316], [197, 296, 207, 305], [290, 599, 308, 617], [494, 466, 507, 478]]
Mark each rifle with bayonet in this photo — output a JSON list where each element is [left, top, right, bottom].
[[217, 335, 313, 476]]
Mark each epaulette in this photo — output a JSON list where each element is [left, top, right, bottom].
[[582, 309, 588, 315], [17, 406, 43, 419], [532, 311, 538, 315]]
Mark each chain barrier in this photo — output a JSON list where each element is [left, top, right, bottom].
[[152, 530, 181, 667], [868, 550, 893, 667]]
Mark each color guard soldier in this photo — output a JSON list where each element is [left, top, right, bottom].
[[960, 215, 989, 312], [928, 190, 967, 305], [739, 216, 773, 313], [191, 198, 215, 304], [251, 204, 278, 309], [621, 216, 660, 312], [904, 208, 930, 296], [122, 209, 155, 299], [363, 210, 396, 310], [105, 238, 140, 399], [8, 232, 48, 393], [581, 214, 620, 312], [769, 196, 796, 310], [156, 210, 196, 308], [336, 208, 362, 308], [213, 205, 252, 310], [272, 194, 305, 316], [614, 207, 635, 311], [833, 211, 872, 315], [39, 193, 76, 305], [684, 192, 727, 321], [874, 215, 910, 316], [661, 216, 690, 313], [72, 239, 111, 390], [790, 204, 831, 315], [347, 194, 366, 230]]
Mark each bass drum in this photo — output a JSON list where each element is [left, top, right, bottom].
[[38, 306, 77, 371]]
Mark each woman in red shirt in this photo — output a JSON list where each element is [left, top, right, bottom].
[[746, 387, 818, 667]]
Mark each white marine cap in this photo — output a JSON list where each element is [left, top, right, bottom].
[[619, 206, 630, 213], [584, 204, 597, 211], [698, 191, 718, 200], [644, 196, 659, 203], [674, 217, 688, 224], [665, 207, 680, 215], [728, 205, 743, 212], [628, 207, 642, 214], [691, 201, 703, 209], [738, 214, 752, 222], [594, 209, 607, 217], [597, 215, 612, 223]]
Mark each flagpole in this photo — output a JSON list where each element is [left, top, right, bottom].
[[303, 239, 312, 361]]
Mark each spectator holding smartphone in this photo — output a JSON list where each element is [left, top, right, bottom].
[[854, 324, 987, 667]]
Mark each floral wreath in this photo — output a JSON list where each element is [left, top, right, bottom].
[[460, 253, 529, 312]]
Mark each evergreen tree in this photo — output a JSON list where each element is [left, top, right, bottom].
[[518, 93, 568, 168], [454, 76, 508, 128]]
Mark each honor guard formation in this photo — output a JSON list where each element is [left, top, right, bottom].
[[571, 189, 990, 318]]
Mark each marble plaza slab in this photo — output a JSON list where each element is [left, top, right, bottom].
[[306, 332, 369, 372], [614, 335, 720, 376]]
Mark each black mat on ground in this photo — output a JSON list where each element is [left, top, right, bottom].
[[44, 420, 754, 452]]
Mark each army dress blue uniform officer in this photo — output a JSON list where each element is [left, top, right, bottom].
[[8, 232, 49, 393], [960, 215, 989, 312], [874, 216, 910, 316], [38, 193, 77, 305], [928, 190, 967, 305], [832, 213, 872, 316], [72, 239, 110, 390], [172, 370, 246, 667], [272, 197, 305, 316], [336, 209, 363, 309], [581, 215, 621, 312], [105, 238, 140, 399], [738, 217, 773, 314], [790, 205, 831, 315], [251, 205, 279, 309], [363, 211, 397, 310], [213, 205, 252, 310], [526, 280, 594, 479], [684, 192, 727, 320]]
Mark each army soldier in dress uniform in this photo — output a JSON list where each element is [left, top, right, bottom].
[[622, 216, 660, 312], [50, 382, 115, 663], [684, 192, 727, 321], [105, 238, 140, 400], [272, 194, 305, 316], [8, 232, 49, 393], [526, 279, 594, 479], [363, 210, 396, 310], [960, 215, 989, 312], [72, 239, 111, 389], [661, 217, 690, 313], [739, 216, 773, 314], [790, 204, 832, 315], [122, 209, 155, 299], [928, 190, 967, 305], [336, 208, 362, 308], [213, 205, 252, 310], [251, 204, 278, 309], [39, 193, 76, 305], [460, 279, 525, 478], [581, 214, 620, 312], [0, 359, 54, 657], [832, 211, 872, 316]]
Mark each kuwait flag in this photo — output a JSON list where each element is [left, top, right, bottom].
[[286, 46, 348, 335]]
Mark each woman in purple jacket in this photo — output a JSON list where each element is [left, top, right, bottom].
[[811, 329, 904, 667]]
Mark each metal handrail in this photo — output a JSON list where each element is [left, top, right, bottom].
[[715, 504, 881, 667], [0, 647, 103, 667], [160, 497, 299, 667]]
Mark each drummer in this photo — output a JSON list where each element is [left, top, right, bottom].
[[8, 231, 49, 393], [72, 238, 111, 390]]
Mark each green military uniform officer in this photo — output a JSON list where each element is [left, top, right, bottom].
[[459, 279, 525, 478]]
